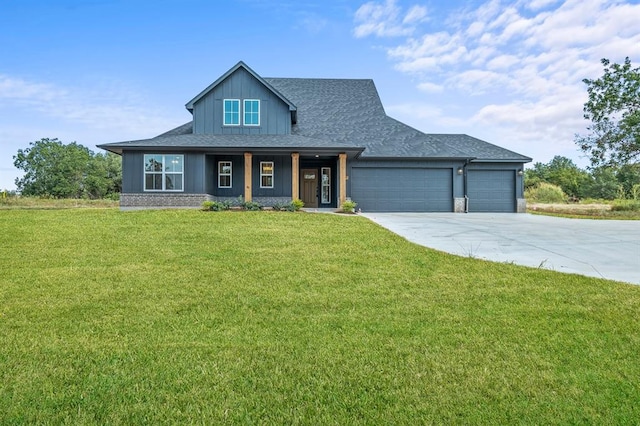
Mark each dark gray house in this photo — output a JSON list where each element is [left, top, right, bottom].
[[98, 61, 531, 212]]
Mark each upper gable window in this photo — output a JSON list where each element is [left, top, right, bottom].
[[244, 99, 260, 126], [223, 99, 240, 126]]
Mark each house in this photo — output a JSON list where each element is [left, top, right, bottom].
[[98, 61, 531, 212]]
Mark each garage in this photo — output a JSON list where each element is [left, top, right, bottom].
[[351, 167, 453, 212], [467, 170, 516, 212]]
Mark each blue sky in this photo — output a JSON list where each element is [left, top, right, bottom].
[[1, 0, 639, 191]]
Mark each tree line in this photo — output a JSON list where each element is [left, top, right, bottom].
[[13, 138, 121, 199], [525, 156, 640, 201], [9, 57, 638, 201]]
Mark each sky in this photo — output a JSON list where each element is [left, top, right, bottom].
[[1, 0, 639, 191]]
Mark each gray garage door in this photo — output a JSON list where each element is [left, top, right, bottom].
[[467, 170, 516, 212], [351, 168, 453, 212]]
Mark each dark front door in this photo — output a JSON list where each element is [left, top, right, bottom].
[[301, 168, 318, 208]]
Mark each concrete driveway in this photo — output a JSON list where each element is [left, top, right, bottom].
[[360, 213, 640, 285]]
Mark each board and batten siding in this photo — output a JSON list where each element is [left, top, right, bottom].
[[121, 151, 206, 194], [252, 155, 292, 198], [192, 67, 291, 135], [205, 155, 245, 198]]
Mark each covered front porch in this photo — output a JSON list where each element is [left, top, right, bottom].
[[207, 150, 356, 209]]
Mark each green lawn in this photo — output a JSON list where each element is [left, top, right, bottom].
[[1, 209, 639, 424]]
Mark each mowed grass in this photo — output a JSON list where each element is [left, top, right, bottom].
[[1, 209, 639, 424]]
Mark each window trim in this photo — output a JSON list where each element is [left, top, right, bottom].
[[218, 161, 232, 188], [260, 161, 274, 189], [223, 99, 240, 126], [321, 167, 331, 204], [143, 154, 184, 192], [243, 99, 260, 126]]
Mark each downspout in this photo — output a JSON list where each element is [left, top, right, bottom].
[[463, 159, 471, 213]]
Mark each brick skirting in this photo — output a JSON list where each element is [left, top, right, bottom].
[[120, 194, 295, 209], [120, 193, 210, 209]]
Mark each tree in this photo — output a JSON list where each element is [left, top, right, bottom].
[[576, 57, 640, 166], [14, 138, 121, 199], [525, 156, 591, 198], [585, 167, 623, 200], [615, 163, 640, 199]]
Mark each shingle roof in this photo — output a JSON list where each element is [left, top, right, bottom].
[[99, 130, 364, 156], [99, 67, 531, 162], [264, 77, 531, 161]]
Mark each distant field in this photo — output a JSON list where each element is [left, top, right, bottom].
[[1, 209, 639, 424], [529, 202, 640, 219], [0, 196, 118, 209]]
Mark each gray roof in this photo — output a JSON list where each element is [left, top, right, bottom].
[[99, 127, 364, 157], [264, 77, 530, 161], [99, 65, 531, 162]]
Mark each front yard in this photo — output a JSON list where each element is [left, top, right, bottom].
[[1, 209, 638, 423]]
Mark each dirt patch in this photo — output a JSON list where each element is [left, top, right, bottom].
[[528, 203, 612, 212]]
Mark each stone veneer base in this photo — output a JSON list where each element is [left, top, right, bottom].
[[517, 198, 527, 213], [120, 193, 209, 209]]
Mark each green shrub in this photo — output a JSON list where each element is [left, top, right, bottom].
[[341, 199, 358, 213], [202, 200, 231, 211], [611, 200, 640, 212], [525, 182, 567, 203], [632, 184, 640, 200], [271, 201, 290, 211], [291, 199, 304, 211], [241, 201, 262, 211]]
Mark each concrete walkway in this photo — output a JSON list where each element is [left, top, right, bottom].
[[361, 213, 640, 285]]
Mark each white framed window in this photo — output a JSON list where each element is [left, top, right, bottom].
[[223, 99, 240, 125], [218, 161, 232, 188], [243, 99, 260, 126], [321, 167, 331, 204], [144, 154, 183, 191], [260, 161, 274, 188]]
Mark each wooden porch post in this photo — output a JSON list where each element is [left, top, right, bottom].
[[291, 152, 300, 200], [244, 152, 252, 202], [339, 153, 347, 206]]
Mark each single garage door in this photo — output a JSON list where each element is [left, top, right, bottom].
[[467, 170, 516, 212], [351, 168, 453, 212]]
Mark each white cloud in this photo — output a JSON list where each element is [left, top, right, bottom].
[[0, 75, 67, 103], [403, 5, 428, 24], [0, 74, 181, 140], [417, 82, 444, 93], [526, 0, 562, 11], [354, 0, 640, 164], [353, 0, 429, 38]]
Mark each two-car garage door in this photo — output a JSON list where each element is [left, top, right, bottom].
[[350, 167, 517, 212], [351, 168, 453, 212]]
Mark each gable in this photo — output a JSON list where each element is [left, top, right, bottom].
[[187, 62, 297, 136]]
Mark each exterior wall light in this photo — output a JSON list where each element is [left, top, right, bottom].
[[518, 169, 524, 176], [457, 167, 464, 175]]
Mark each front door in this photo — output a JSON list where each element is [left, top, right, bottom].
[[301, 168, 318, 208]]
